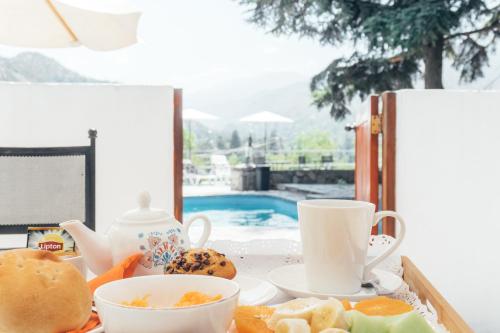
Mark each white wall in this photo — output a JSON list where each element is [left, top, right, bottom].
[[0, 83, 175, 233], [395, 89, 500, 332]]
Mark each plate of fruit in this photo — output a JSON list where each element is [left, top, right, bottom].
[[230, 296, 438, 333]]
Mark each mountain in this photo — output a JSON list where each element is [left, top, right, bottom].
[[185, 56, 500, 147], [185, 73, 355, 147], [3, 51, 497, 150], [0, 52, 103, 83], [186, 72, 306, 104]]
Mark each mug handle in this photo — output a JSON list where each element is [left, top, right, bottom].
[[184, 214, 212, 248], [364, 211, 406, 279]]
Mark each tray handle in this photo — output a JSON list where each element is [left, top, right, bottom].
[[401, 256, 474, 333]]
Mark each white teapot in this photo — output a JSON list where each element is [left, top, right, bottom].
[[60, 192, 211, 276]]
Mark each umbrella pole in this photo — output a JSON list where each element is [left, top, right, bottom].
[[264, 123, 267, 156], [46, 0, 78, 43]]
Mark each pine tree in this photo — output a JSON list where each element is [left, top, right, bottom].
[[237, 0, 500, 119], [230, 130, 242, 149], [216, 135, 227, 150]]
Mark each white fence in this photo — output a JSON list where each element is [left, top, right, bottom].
[[394, 89, 500, 332], [0, 83, 175, 234]]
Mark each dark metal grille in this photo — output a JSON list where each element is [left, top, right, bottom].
[[0, 129, 96, 233]]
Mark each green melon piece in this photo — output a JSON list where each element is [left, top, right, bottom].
[[346, 310, 436, 333], [346, 311, 391, 333], [388, 312, 436, 333]]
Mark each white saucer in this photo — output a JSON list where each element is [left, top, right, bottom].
[[235, 275, 278, 305], [268, 264, 402, 301]]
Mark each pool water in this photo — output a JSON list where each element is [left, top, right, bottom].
[[183, 195, 298, 229]]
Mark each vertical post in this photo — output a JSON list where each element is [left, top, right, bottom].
[[369, 96, 380, 235], [88, 128, 97, 231], [264, 123, 268, 157], [173, 89, 183, 223], [381, 92, 396, 236], [353, 95, 379, 235], [368, 96, 380, 210]]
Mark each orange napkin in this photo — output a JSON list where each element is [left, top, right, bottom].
[[87, 253, 143, 295], [67, 313, 100, 333], [67, 253, 143, 333]]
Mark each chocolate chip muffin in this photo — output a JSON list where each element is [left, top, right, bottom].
[[164, 248, 236, 279]]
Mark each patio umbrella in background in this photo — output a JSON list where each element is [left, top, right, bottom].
[[183, 108, 218, 159], [0, 0, 141, 51], [240, 111, 293, 154]]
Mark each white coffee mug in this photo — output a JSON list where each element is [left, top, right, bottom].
[[298, 199, 406, 294]]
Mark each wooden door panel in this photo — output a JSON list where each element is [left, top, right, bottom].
[[381, 92, 396, 236], [173, 89, 183, 222], [354, 95, 380, 234]]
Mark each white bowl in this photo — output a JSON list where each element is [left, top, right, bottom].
[[94, 275, 240, 333]]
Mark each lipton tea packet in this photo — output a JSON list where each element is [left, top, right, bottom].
[[27, 227, 77, 257]]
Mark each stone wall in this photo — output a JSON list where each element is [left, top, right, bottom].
[[269, 169, 354, 189], [231, 167, 355, 191]]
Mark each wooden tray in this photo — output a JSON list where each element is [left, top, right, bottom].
[[402, 256, 473, 333], [0, 244, 475, 332]]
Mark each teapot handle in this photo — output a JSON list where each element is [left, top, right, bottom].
[[184, 214, 212, 248]]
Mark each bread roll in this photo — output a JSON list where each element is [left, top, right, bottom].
[[0, 249, 92, 333]]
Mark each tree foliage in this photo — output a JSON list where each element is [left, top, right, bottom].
[[237, 0, 500, 119], [295, 130, 336, 151], [216, 135, 227, 150], [230, 130, 242, 148], [295, 130, 337, 161], [183, 128, 196, 153]]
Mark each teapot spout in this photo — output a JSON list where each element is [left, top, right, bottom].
[[60, 220, 113, 275]]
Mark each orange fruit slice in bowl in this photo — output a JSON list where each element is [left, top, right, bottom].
[[353, 296, 413, 316], [234, 306, 275, 333], [341, 299, 353, 311]]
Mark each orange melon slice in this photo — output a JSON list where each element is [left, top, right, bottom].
[[234, 306, 275, 333], [354, 296, 413, 316], [341, 299, 353, 311]]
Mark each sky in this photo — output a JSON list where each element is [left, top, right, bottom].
[[0, 0, 344, 93], [0, 0, 497, 92]]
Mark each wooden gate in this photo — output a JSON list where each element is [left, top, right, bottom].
[[354, 95, 380, 235], [353, 93, 398, 236], [380, 92, 396, 236]]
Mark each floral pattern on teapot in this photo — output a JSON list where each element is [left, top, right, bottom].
[[137, 228, 187, 269]]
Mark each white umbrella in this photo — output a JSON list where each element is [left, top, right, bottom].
[[0, 0, 141, 51], [240, 111, 293, 154], [183, 108, 218, 159]]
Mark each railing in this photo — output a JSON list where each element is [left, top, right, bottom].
[[184, 148, 354, 174]]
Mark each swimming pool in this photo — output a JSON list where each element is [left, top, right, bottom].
[[183, 195, 298, 229]]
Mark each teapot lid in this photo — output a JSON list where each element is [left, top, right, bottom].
[[119, 192, 171, 222]]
